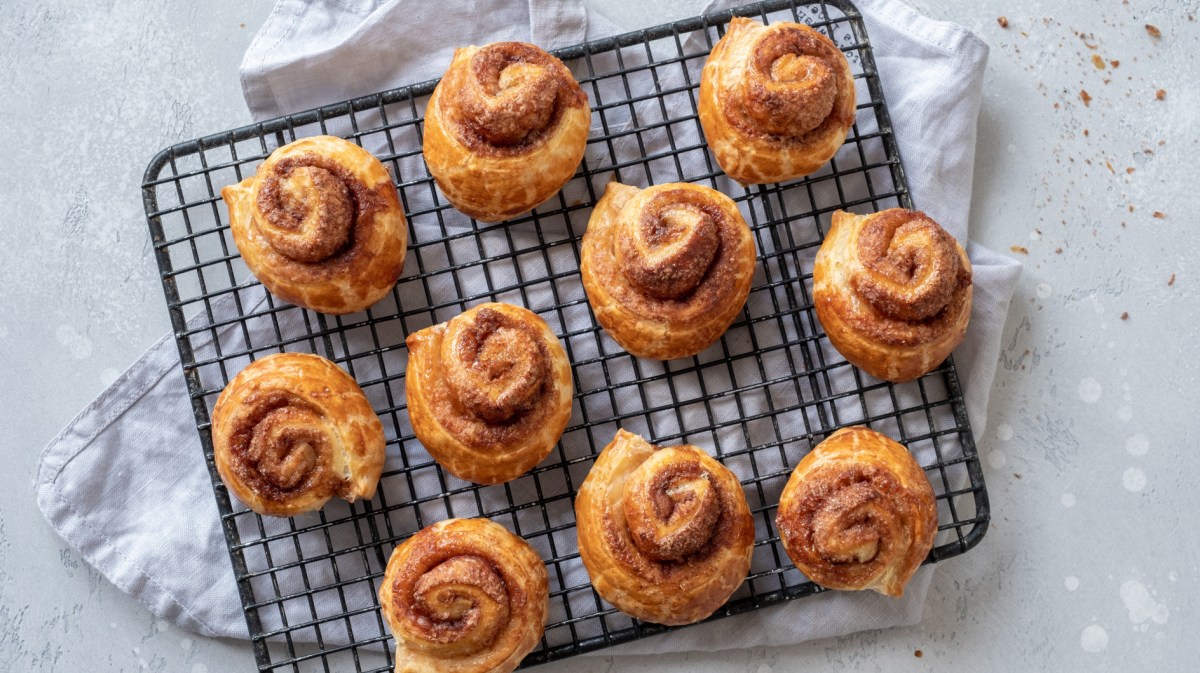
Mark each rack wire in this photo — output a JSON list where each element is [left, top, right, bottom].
[[141, 1, 989, 670]]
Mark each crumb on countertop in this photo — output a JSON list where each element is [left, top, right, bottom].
[[915, 650, 924, 658], [1091, 54, 1106, 70], [1168, 273, 1176, 286], [998, 16, 1008, 28], [1055, 247, 1063, 254], [1080, 89, 1092, 106], [1011, 245, 1029, 255], [1153, 211, 1166, 219], [1146, 24, 1161, 38], [1121, 312, 1129, 320], [1156, 88, 1167, 100]]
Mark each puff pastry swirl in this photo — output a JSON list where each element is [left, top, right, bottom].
[[698, 17, 856, 184], [211, 352, 386, 517], [406, 302, 573, 485], [574, 430, 755, 625], [379, 518, 549, 673], [775, 426, 937, 597], [423, 41, 590, 222], [580, 181, 757, 360], [221, 135, 408, 314], [814, 208, 973, 382]]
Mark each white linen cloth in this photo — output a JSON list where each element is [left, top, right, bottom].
[[36, 0, 1021, 655]]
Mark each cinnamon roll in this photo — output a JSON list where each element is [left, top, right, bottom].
[[574, 430, 755, 625], [423, 41, 590, 223], [814, 208, 973, 382], [379, 518, 548, 673], [221, 135, 408, 315], [698, 17, 857, 184], [405, 303, 573, 485], [579, 181, 757, 360], [211, 353, 386, 517], [775, 426, 937, 597]]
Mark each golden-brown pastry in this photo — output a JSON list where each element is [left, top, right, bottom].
[[221, 135, 408, 314], [574, 429, 755, 625], [813, 208, 973, 382], [423, 41, 590, 222], [698, 17, 856, 184], [379, 518, 548, 673], [579, 181, 757, 360], [405, 302, 573, 485], [211, 352, 385, 517], [775, 426, 937, 597]]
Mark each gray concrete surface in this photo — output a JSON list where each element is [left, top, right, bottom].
[[2, 0, 1197, 671]]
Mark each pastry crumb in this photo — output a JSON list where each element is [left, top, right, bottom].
[[1055, 247, 1063, 254], [1125, 167, 1135, 174], [997, 16, 1008, 28], [1010, 245, 1029, 255], [1080, 89, 1092, 106], [1120, 312, 1129, 320], [1152, 211, 1166, 219], [1110, 59, 1120, 68], [1155, 88, 1166, 100], [915, 650, 924, 658], [1091, 54, 1106, 70], [1168, 273, 1176, 286], [1145, 24, 1161, 38], [1083, 128, 1089, 136]]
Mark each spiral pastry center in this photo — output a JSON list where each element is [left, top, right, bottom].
[[253, 158, 357, 263], [408, 555, 509, 654], [809, 480, 893, 564], [461, 43, 564, 147], [615, 190, 722, 300], [441, 307, 549, 424], [622, 449, 722, 561], [230, 391, 338, 497], [852, 210, 971, 322], [744, 28, 839, 136]]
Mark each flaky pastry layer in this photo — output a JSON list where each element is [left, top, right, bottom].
[[221, 135, 407, 314], [212, 352, 385, 517]]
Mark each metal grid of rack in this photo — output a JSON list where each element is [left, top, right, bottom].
[[141, 1, 989, 670]]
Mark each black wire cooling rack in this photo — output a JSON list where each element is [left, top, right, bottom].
[[141, 1, 989, 670]]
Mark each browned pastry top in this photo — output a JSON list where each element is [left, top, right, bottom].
[[405, 302, 574, 485], [211, 352, 386, 517], [574, 430, 755, 625], [422, 42, 591, 223], [379, 518, 548, 673], [698, 16, 857, 184], [221, 135, 408, 314], [442, 41, 588, 157], [812, 208, 973, 382], [427, 305, 555, 447], [844, 209, 973, 346], [579, 181, 757, 359], [775, 426, 937, 597], [722, 20, 855, 145]]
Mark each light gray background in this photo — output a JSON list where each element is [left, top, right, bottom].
[[2, 0, 1197, 671]]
